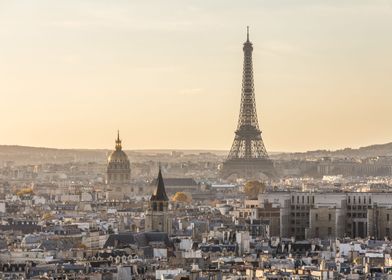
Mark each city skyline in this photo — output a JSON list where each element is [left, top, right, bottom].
[[1, 0, 392, 152]]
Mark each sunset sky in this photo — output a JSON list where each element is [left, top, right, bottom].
[[0, 0, 391, 152]]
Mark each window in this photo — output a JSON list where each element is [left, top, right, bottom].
[[387, 228, 390, 236], [329, 214, 332, 221], [328, 227, 332, 236], [388, 214, 390, 222], [315, 214, 319, 221]]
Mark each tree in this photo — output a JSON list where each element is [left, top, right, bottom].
[[42, 213, 54, 220], [244, 181, 265, 199], [172, 192, 192, 203], [16, 187, 34, 196]]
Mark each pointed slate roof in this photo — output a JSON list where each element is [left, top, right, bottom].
[[104, 232, 172, 248], [150, 168, 169, 201]]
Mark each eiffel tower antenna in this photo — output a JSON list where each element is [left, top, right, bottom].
[[221, 27, 276, 179]]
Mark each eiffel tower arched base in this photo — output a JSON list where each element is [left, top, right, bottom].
[[221, 158, 277, 180]]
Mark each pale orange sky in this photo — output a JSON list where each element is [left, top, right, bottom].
[[0, 0, 392, 152]]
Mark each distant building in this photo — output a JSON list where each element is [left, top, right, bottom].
[[104, 232, 173, 259], [106, 131, 131, 200], [150, 177, 199, 194], [231, 191, 392, 240], [145, 168, 172, 235], [317, 157, 392, 177]]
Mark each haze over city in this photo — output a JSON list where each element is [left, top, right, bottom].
[[1, 0, 392, 152], [4, 2, 392, 279]]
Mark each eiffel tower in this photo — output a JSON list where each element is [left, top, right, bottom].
[[221, 27, 276, 179]]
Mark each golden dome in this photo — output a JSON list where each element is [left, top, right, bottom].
[[108, 149, 129, 163]]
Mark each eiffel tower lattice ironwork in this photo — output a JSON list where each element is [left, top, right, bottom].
[[222, 27, 276, 179]]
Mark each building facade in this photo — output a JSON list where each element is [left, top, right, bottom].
[[145, 168, 172, 235], [106, 131, 131, 200], [233, 191, 392, 240]]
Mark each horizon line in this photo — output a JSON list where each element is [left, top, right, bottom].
[[0, 141, 391, 155]]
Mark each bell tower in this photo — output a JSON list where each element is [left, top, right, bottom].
[[145, 167, 172, 235]]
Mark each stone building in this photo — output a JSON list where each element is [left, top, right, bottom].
[[346, 193, 372, 238], [307, 207, 346, 239], [256, 201, 281, 237], [367, 193, 392, 240], [145, 168, 172, 235], [305, 193, 347, 239], [149, 177, 199, 195], [106, 131, 131, 200], [316, 157, 392, 177], [233, 191, 392, 240], [368, 206, 392, 239]]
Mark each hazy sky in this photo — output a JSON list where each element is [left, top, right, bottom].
[[1, 0, 392, 152]]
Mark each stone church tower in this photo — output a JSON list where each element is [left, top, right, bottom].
[[106, 131, 131, 200], [145, 168, 172, 235]]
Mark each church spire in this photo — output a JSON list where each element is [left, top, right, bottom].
[[246, 26, 249, 42], [115, 130, 122, 151], [151, 166, 169, 201]]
